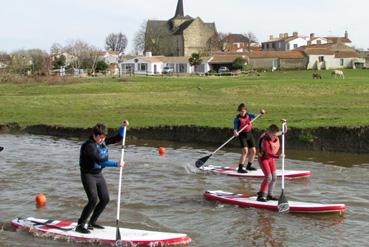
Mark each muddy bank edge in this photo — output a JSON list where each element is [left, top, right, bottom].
[[1, 123, 369, 153]]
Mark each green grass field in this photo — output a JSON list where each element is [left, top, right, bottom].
[[1, 69, 369, 129]]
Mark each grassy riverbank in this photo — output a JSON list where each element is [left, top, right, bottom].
[[1, 69, 369, 129]]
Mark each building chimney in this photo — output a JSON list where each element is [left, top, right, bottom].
[[269, 35, 273, 40], [145, 51, 152, 57], [284, 33, 288, 38], [344, 30, 348, 39], [293, 32, 298, 37], [310, 33, 315, 39]]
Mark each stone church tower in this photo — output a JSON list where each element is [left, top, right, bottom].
[[145, 0, 217, 56]]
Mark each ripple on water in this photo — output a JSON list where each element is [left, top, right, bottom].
[[1, 134, 369, 246]]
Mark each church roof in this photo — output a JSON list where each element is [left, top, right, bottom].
[[147, 18, 216, 36], [146, 20, 171, 36]]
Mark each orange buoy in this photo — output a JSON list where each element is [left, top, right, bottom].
[[158, 147, 166, 156], [35, 193, 47, 207]]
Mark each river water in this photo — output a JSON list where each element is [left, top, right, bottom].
[[1, 134, 369, 247]]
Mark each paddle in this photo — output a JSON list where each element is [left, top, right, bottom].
[[195, 109, 265, 168], [278, 119, 289, 213], [116, 126, 127, 242]]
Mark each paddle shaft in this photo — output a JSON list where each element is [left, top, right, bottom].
[[281, 122, 287, 190], [210, 113, 263, 156], [116, 127, 126, 239]]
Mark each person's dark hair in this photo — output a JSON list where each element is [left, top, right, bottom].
[[237, 103, 247, 112], [268, 124, 279, 133], [93, 123, 108, 136]]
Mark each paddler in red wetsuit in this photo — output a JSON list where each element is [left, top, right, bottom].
[[257, 124, 283, 202]]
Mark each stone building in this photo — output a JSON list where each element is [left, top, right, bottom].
[[145, 0, 217, 56]]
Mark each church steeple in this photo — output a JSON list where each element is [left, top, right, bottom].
[[174, 0, 184, 18]]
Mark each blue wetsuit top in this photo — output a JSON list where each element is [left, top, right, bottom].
[[233, 113, 255, 130], [79, 127, 125, 174]]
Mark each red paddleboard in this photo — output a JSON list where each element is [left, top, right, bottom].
[[200, 165, 311, 179], [204, 191, 346, 214], [11, 217, 190, 246]]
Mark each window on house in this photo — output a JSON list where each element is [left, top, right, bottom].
[[138, 63, 147, 71], [272, 43, 275, 49], [318, 56, 324, 62], [293, 44, 298, 49], [340, 59, 344, 66], [179, 64, 186, 73]]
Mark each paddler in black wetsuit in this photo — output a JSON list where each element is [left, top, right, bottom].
[[76, 120, 129, 234]]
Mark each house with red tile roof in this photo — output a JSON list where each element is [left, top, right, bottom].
[[262, 31, 352, 52], [248, 50, 307, 70], [297, 43, 363, 69], [222, 34, 259, 53]]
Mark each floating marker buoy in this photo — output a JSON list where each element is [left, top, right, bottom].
[[35, 193, 47, 207], [158, 147, 166, 156]]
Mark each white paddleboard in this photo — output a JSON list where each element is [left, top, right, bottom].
[[204, 190, 346, 214], [11, 217, 190, 246], [200, 165, 311, 178]]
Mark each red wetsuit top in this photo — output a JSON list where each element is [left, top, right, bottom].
[[258, 133, 280, 160], [234, 114, 254, 133]]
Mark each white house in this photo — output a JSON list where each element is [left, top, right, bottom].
[[301, 43, 362, 70], [262, 31, 351, 51], [103, 51, 120, 65], [262, 32, 309, 51], [120, 54, 210, 75]]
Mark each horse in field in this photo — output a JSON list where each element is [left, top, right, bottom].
[[331, 70, 345, 79]]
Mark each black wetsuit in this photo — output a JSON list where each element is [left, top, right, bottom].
[[78, 128, 124, 226]]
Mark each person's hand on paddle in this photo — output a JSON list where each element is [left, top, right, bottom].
[[233, 129, 239, 137], [118, 161, 127, 167], [121, 120, 129, 127], [280, 153, 285, 159]]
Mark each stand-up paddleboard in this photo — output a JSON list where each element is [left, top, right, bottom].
[[11, 217, 191, 246], [200, 165, 311, 179], [204, 191, 346, 214]]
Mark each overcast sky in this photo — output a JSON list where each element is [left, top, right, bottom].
[[1, 0, 368, 53]]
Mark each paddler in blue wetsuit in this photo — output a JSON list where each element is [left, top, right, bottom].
[[76, 120, 129, 234], [233, 103, 257, 173]]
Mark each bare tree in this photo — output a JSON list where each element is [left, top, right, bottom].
[[9, 49, 50, 75], [64, 39, 92, 69], [64, 40, 103, 74], [243, 32, 258, 51], [105, 32, 128, 53], [206, 32, 228, 54], [50, 43, 63, 55], [134, 20, 171, 55], [133, 21, 147, 54]]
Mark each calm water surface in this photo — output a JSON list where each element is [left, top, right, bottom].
[[1, 134, 369, 247]]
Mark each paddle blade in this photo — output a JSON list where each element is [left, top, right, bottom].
[[278, 189, 289, 213], [195, 155, 211, 168], [116, 221, 121, 241]]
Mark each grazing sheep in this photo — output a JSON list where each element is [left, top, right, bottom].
[[331, 70, 345, 79]]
